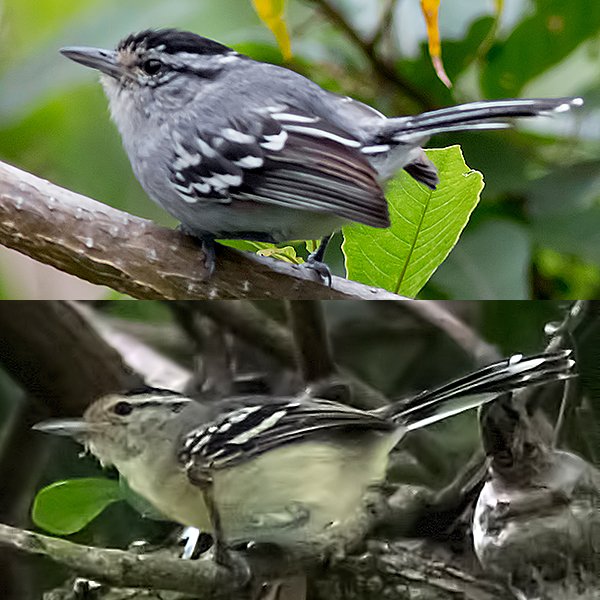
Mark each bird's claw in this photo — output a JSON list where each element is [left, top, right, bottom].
[[300, 255, 332, 287]]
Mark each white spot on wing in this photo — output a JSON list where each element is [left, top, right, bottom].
[[173, 154, 201, 170], [222, 128, 255, 144], [202, 173, 242, 190], [272, 113, 319, 124], [260, 130, 288, 151], [196, 138, 218, 158], [283, 124, 361, 147], [234, 155, 264, 168], [227, 405, 262, 424], [192, 182, 211, 194], [229, 410, 287, 445]]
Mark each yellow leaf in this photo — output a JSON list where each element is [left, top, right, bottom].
[[420, 0, 451, 88], [251, 0, 292, 60]]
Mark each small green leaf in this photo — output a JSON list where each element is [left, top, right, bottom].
[[32, 478, 123, 535], [256, 245, 302, 264], [342, 146, 484, 297], [221, 240, 303, 263]]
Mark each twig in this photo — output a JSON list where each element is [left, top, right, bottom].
[[191, 301, 297, 367], [285, 301, 336, 383], [0, 160, 405, 300], [308, 0, 434, 110], [369, 0, 397, 50], [393, 301, 501, 364], [168, 302, 235, 398]]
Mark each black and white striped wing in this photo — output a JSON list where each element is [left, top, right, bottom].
[[168, 107, 390, 228], [178, 396, 392, 472]]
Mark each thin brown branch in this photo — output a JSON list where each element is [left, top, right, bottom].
[[0, 160, 405, 300], [285, 301, 336, 384], [308, 0, 434, 110], [394, 301, 501, 365], [369, 0, 397, 50], [192, 301, 297, 366], [167, 302, 235, 398]]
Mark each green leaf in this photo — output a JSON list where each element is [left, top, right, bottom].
[[221, 240, 303, 264], [342, 146, 483, 297], [32, 478, 123, 535]]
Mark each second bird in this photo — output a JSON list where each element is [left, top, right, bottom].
[[61, 29, 583, 275]]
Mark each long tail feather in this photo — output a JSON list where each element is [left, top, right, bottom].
[[382, 97, 583, 143], [384, 350, 576, 431]]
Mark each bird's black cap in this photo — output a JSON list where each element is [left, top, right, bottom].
[[118, 29, 233, 56]]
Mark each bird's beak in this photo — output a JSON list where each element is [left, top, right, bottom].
[[60, 46, 122, 79], [32, 418, 91, 439]]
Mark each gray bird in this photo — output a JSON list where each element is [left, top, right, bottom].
[[60, 29, 583, 277]]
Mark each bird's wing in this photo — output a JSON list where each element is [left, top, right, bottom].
[[167, 106, 390, 228], [178, 396, 392, 471]]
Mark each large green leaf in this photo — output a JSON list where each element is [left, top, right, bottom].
[[342, 146, 483, 297], [32, 478, 123, 535]]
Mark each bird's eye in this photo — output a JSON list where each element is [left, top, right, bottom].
[[141, 59, 162, 76], [113, 401, 133, 416]]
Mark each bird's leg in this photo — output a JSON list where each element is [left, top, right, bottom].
[[201, 481, 252, 584], [300, 235, 333, 286], [176, 224, 217, 277]]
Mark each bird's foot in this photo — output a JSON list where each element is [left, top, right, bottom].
[[215, 546, 253, 586], [299, 253, 332, 287]]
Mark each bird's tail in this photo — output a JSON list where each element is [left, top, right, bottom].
[[382, 350, 575, 431], [380, 97, 583, 143]]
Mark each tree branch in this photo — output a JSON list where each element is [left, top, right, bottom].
[[0, 523, 237, 598], [0, 160, 405, 300], [308, 0, 434, 110], [0, 523, 515, 600], [0, 301, 142, 415]]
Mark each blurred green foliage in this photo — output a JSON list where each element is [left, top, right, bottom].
[[0, 0, 598, 298]]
